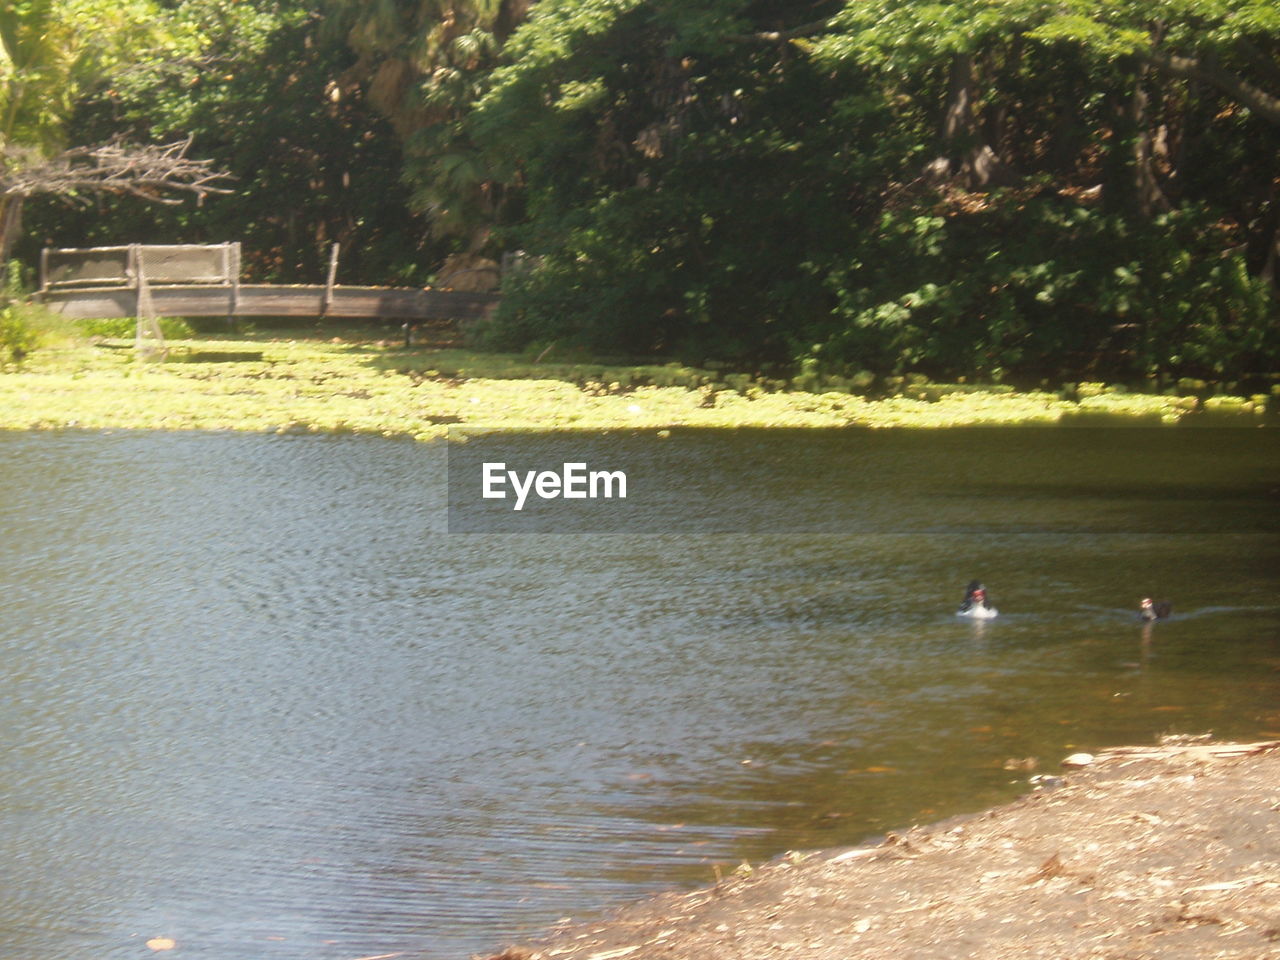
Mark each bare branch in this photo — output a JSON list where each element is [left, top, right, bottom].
[[0, 138, 234, 203]]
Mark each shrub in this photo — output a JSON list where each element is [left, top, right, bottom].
[[811, 199, 1279, 384], [0, 303, 41, 364]]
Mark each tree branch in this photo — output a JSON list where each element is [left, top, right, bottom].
[[0, 138, 234, 203], [1140, 48, 1280, 127]]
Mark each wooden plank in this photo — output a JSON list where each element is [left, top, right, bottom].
[[36, 284, 500, 321]]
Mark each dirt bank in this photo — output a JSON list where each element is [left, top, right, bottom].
[[484, 739, 1280, 960]]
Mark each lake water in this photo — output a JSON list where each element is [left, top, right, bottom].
[[1, 427, 1278, 959]]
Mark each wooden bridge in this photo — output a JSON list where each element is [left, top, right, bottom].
[[35, 243, 500, 322]]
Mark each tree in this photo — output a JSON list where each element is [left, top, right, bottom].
[[1, 138, 230, 262], [806, 0, 1279, 379], [1024, 0, 1280, 271], [1, 0, 231, 267], [467, 0, 856, 359], [1, 0, 151, 151], [319, 0, 532, 249], [18, 2, 432, 285], [457, 0, 1277, 380]]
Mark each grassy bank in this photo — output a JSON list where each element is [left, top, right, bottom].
[[0, 329, 1272, 440]]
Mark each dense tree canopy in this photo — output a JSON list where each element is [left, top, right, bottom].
[[7, 0, 1279, 383], [466, 0, 1279, 383]]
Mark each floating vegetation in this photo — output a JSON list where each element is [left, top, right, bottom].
[[170, 349, 266, 363], [0, 335, 1270, 441]]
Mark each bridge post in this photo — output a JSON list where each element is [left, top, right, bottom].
[[320, 242, 340, 318], [130, 243, 142, 322], [131, 243, 166, 359], [224, 241, 241, 324]]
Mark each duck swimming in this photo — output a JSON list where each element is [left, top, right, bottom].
[[957, 580, 998, 619], [1140, 598, 1172, 621]]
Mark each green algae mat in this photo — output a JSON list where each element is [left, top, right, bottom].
[[0, 338, 1269, 439]]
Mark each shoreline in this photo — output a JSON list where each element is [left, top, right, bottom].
[[486, 739, 1280, 960], [1, 338, 1274, 439]]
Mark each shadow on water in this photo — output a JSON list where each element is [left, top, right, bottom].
[[0, 427, 1277, 958]]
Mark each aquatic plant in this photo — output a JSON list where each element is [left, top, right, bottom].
[[75, 317, 195, 340], [0, 333, 1268, 440]]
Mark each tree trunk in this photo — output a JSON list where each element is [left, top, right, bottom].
[[1130, 65, 1171, 217], [1104, 63, 1170, 217], [1261, 215, 1280, 294], [0, 194, 24, 270], [924, 54, 1014, 189]]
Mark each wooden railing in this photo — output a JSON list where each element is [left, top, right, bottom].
[[36, 243, 499, 321]]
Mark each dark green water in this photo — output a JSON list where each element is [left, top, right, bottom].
[[1, 427, 1277, 959]]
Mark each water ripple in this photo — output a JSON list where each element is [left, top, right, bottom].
[[2, 428, 1278, 958]]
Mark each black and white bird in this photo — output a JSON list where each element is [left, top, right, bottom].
[[1139, 597, 1172, 621], [957, 580, 998, 619]]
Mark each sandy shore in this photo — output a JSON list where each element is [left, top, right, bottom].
[[483, 739, 1280, 960]]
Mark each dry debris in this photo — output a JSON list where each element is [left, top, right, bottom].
[[479, 739, 1280, 960]]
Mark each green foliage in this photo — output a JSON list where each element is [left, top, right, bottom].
[[0, 0, 168, 151], [8, 0, 1280, 386], [0, 261, 66, 363], [812, 197, 1276, 383], [0, 258, 37, 362], [469, 0, 1280, 382], [474, 0, 863, 364], [321, 0, 527, 245], [0, 302, 40, 363]]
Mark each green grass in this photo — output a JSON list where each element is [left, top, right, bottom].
[[0, 322, 1270, 440]]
